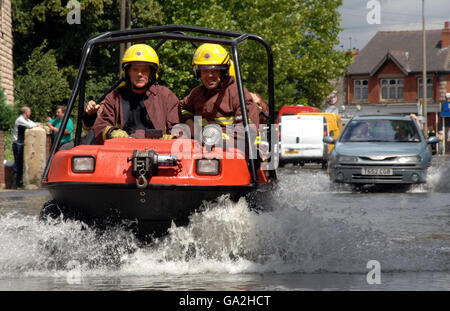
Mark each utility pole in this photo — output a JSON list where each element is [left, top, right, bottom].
[[119, 0, 131, 73], [422, 0, 428, 137]]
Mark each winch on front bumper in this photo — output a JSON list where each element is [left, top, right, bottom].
[[128, 148, 180, 189]]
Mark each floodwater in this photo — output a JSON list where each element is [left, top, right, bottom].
[[0, 158, 448, 291]]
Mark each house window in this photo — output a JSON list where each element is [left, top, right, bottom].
[[381, 79, 403, 100], [354, 79, 368, 100], [418, 78, 432, 99]]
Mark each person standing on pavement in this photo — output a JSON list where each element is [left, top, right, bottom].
[[12, 106, 41, 189], [47, 105, 74, 150]]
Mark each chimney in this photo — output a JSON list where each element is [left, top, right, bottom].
[[442, 21, 450, 48]]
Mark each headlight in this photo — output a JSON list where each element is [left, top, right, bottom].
[[202, 124, 223, 147], [72, 156, 95, 173], [196, 159, 221, 175], [338, 155, 359, 163], [396, 155, 421, 163]]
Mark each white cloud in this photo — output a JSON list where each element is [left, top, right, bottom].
[[338, 0, 450, 50]]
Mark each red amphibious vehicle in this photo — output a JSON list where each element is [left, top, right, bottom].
[[40, 25, 278, 239]]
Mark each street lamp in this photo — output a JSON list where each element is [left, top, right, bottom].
[[422, 0, 427, 137], [119, 0, 131, 73]]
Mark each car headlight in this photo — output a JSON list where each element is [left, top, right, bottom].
[[72, 156, 95, 173], [202, 124, 223, 147], [196, 158, 221, 175], [396, 155, 421, 163], [338, 155, 359, 163]]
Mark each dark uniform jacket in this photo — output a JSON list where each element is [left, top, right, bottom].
[[93, 84, 180, 144], [180, 77, 260, 140]]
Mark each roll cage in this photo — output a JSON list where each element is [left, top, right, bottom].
[[42, 25, 276, 184]]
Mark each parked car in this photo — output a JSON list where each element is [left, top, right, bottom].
[[279, 114, 328, 167], [323, 115, 439, 187]]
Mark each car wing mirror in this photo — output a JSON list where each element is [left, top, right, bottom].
[[426, 136, 439, 144], [323, 136, 336, 144]]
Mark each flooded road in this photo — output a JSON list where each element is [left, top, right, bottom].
[[0, 158, 449, 291]]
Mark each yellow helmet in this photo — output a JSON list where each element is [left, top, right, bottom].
[[229, 60, 236, 79], [122, 44, 159, 79], [192, 43, 230, 78]]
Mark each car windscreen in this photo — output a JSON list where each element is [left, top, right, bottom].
[[340, 119, 421, 143]]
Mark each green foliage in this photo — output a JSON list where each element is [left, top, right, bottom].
[[158, 0, 352, 108], [0, 87, 14, 162], [14, 41, 71, 121], [13, 0, 164, 117], [13, 0, 351, 113], [2, 130, 14, 162], [13, 0, 163, 75], [0, 87, 15, 131]]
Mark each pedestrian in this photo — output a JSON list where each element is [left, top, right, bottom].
[[437, 130, 444, 155], [180, 43, 260, 151], [447, 127, 450, 153], [12, 106, 41, 189], [47, 105, 74, 150], [428, 127, 436, 154], [93, 44, 180, 143], [410, 114, 422, 130]]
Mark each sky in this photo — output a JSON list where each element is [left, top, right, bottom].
[[338, 0, 450, 51]]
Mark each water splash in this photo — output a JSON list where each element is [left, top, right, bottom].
[[0, 164, 448, 277], [0, 212, 139, 277], [121, 193, 448, 275], [422, 158, 450, 193]]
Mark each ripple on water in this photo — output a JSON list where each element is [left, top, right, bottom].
[[0, 160, 448, 277]]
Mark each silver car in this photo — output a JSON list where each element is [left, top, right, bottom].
[[323, 115, 439, 186]]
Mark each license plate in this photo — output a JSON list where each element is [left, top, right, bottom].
[[284, 150, 299, 154], [361, 168, 393, 175]]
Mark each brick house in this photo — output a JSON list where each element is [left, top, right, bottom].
[[0, 0, 13, 106], [342, 21, 450, 133], [0, 0, 13, 188]]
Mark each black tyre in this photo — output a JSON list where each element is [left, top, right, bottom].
[[39, 199, 64, 222]]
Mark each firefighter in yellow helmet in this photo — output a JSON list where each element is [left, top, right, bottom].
[[88, 44, 180, 143], [180, 43, 260, 152]]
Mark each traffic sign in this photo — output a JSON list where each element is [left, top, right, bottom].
[[442, 101, 450, 117], [327, 91, 338, 106]]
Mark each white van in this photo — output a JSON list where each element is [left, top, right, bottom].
[[279, 114, 328, 168]]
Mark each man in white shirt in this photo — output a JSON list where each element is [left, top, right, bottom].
[[12, 106, 41, 189]]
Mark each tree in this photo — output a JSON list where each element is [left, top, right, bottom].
[[14, 41, 71, 121], [158, 0, 352, 109], [0, 87, 14, 131], [13, 0, 164, 106], [13, 0, 351, 112]]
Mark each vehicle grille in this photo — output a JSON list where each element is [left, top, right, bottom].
[[340, 163, 416, 167], [351, 174, 403, 181]]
